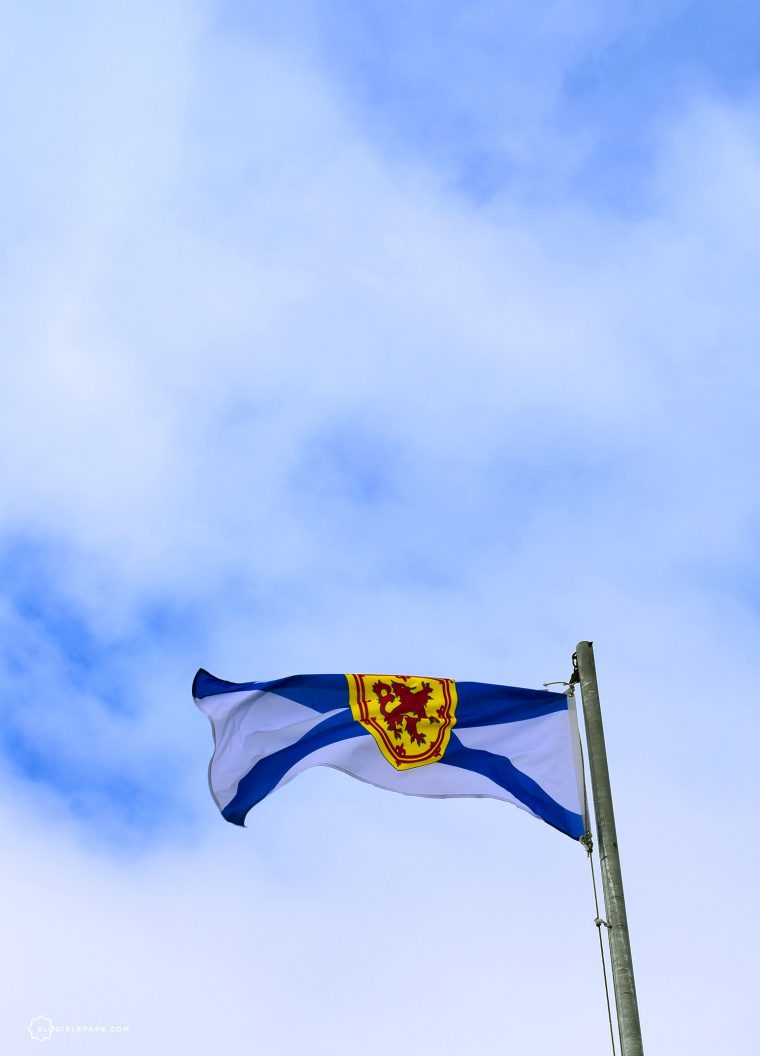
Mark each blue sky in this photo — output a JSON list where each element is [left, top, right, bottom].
[[2, 2, 759, 1053]]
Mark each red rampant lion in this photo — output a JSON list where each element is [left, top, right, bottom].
[[371, 678, 438, 747]]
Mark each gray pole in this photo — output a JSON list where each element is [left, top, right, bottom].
[[575, 641, 644, 1056]]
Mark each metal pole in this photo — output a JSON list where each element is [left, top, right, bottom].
[[575, 641, 644, 1056]]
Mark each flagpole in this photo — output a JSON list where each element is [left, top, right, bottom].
[[575, 641, 644, 1056]]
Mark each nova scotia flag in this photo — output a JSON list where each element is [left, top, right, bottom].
[[193, 670, 586, 839]]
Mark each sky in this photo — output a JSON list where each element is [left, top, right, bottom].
[[2, 1, 759, 1052]]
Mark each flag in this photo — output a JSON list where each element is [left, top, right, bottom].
[[193, 669, 586, 839]]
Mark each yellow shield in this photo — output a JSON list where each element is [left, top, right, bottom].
[[346, 674, 457, 770]]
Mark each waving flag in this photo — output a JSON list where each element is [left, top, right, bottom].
[[193, 670, 586, 839]]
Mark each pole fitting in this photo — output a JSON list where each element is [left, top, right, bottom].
[[569, 651, 580, 686]]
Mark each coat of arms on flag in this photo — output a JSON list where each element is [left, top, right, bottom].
[[347, 674, 457, 769]]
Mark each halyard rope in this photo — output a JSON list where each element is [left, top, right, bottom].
[[548, 675, 620, 1056], [544, 677, 619, 1055], [582, 832, 617, 1056]]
